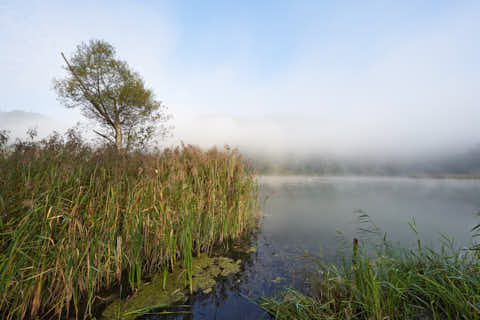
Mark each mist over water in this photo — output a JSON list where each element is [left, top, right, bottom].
[[4, 110, 480, 176], [260, 176, 480, 250]]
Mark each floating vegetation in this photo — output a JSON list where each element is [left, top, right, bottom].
[[247, 246, 257, 253], [0, 132, 259, 319], [102, 254, 242, 320]]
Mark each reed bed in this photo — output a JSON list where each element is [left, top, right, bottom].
[[260, 221, 480, 320], [0, 133, 258, 319]]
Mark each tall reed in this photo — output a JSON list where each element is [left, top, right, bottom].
[[0, 134, 258, 319], [261, 223, 480, 319]]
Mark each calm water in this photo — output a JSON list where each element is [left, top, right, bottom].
[[138, 176, 480, 320]]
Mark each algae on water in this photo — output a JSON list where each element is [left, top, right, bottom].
[[102, 254, 241, 320]]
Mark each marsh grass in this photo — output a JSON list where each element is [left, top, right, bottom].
[[260, 216, 480, 320], [0, 132, 258, 319]]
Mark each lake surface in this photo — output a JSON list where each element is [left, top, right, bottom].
[[138, 176, 480, 319]]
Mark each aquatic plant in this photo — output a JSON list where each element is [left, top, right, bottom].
[[101, 253, 242, 319], [0, 133, 258, 319], [260, 220, 480, 319]]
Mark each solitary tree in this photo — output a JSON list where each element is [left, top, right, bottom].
[[54, 39, 171, 152]]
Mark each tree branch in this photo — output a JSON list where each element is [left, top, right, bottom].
[[93, 129, 114, 143], [61, 52, 116, 128]]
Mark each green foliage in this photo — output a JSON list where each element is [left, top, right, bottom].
[[260, 227, 480, 319], [53, 39, 171, 151], [0, 134, 258, 319]]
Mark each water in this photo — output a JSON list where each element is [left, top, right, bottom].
[[138, 176, 480, 319]]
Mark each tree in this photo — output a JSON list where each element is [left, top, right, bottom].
[[53, 39, 171, 152], [0, 129, 9, 155]]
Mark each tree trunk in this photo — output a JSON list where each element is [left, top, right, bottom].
[[115, 123, 122, 152]]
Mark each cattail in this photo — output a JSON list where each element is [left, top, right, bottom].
[[353, 238, 359, 266], [116, 236, 122, 282]]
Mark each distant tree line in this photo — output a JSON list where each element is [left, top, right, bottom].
[[248, 147, 480, 176]]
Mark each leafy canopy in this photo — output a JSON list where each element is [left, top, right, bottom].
[[54, 39, 171, 151]]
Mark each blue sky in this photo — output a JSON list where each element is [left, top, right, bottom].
[[1, 1, 479, 159], [169, 1, 444, 74]]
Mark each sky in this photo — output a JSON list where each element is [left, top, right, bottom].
[[1, 0, 479, 161]]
